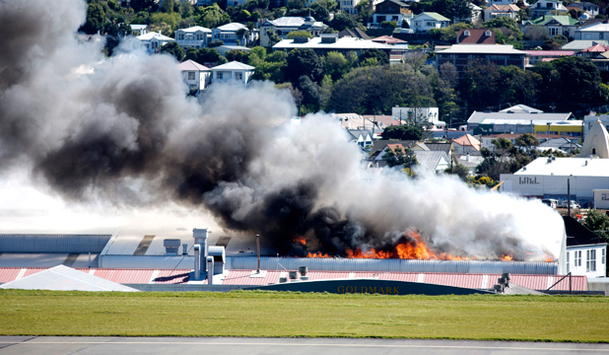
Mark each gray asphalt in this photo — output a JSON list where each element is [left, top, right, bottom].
[[1, 337, 609, 355]]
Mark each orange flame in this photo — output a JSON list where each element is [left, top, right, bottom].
[[294, 236, 307, 246], [501, 254, 514, 261], [307, 251, 332, 258]]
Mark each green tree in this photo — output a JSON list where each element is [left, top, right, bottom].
[[81, 3, 106, 34], [330, 12, 359, 31], [515, 133, 540, 152], [381, 125, 425, 140], [160, 42, 185, 61], [583, 209, 609, 242], [355, 0, 373, 25], [358, 48, 389, 66], [286, 48, 324, 84], [324, 51, 350, 81], [445, 163, 470, 182], [459, 59, 502, 111], [382, 145, 418, 169]]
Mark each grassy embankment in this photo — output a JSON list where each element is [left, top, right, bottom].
[[0, 290, 608, 342]]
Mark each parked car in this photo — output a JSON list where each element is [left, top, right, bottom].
[[558, 200, 579, 209], [541, 199, 558, 208]]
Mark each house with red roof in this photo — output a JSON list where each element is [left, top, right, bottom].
[[451, 134, 481, 154], [577, 42, 609, 58], [456, 29, 496, 44]]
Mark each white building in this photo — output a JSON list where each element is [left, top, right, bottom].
[[410, 12, 451, 32], [392, 107, 441, 125], [135, 31, 176, 54], [130, 24, 148, 36], [212, 23, 251, 46], [260, 16, 327, 47], [178, 60, 211, 93], [530, 0, 569, 18], [210, 61, 255, 85], [175, 26, 212, 49], [272, 34, 394, 56], [564, 216, 607, 278], [500, 119, 609, 204]]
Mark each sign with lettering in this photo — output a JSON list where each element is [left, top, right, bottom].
[[246, 279, 492, 296], [519, 177, 539, 185]]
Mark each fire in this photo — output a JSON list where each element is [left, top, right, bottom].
[[501, 254, 514, 261], [305, 231, 470, 260], [294, 236, 307, 246]]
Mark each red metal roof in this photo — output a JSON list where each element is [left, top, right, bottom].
[[0, 268, 22, 283], [0, 267, 588, 291]]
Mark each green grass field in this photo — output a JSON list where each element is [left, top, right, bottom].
[[0, 290, 608, 342]]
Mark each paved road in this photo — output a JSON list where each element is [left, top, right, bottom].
[[1, 337, 608, 355]]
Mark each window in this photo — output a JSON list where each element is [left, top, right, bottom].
[[575, 250, 582, 267], [188, 72, 195, 80], [603, 248, 606, 264], [566, 251, 570, 272], [587, 249, 597, 272], [600, 32, 605, 39], [235, 72, 243, 80], [217, 72, 223, 79]]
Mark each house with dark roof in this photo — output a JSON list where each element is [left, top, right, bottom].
[[370, 0, 412, 29], [566, 2, 599, 18], [456, 29, 496, 44], [563, 216, 606, 278], [339, 28, 371, 39]]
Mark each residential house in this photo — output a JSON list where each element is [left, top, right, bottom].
[[135, 31, 175, 54], [340, 0, 363, 15], [562, 39, 609, 51], [370, 0, 412, 29], [480, 133, 580, 152], [435, 44, 529, 73], [523, 15, 579, 38], [538, 137, 582, 153], [414, 151, 451, 173], [456, 29, 496, 44], [530, 0, 569, 19], [178, 60, 211, 93], [339, 28, 372, 39], [460, 3, 482, 23], [564, 216, 606, 278], [483, 4, 520, 20], [576, 22, 609, 40], [410, 12, 451, 32], [273, 34, 394, 57], [566, 2, 599, 18], [348, 129, 374, 147], [486, 0, 529, 6], [392, 107, 441, 125], [451, 134, 481, 154], [591, 50, 609, 70], [215, 45, 251, 56], [260, 16, 327, 47], [130, 24, 147, 36], [523, 50, 574, 65], [210, 61, 255, 85], [175, 26, 212, 49], [577, 42, 609, 58], [212, 23, 251, 46]]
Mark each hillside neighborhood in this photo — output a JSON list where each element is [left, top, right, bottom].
[[61, 0, 609, 279]]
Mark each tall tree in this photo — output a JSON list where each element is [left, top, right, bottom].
[[286, 48, 324, 84]]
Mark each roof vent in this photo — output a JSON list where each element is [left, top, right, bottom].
[[294, 36, 310, 43], [321, 33, 338, 43], [163, 239, 181, 255]]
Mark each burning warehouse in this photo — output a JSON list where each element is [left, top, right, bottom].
[[0, 0, 570, 293]]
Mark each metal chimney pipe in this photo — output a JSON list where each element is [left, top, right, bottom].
[[207, 256, 214, 285], [256, 234, 261, 273], [194, 244, 201, 281], [193, 229, 209, 274]]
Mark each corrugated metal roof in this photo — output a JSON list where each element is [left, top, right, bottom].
[[0, 234, 111, 253], [0, 268, 21, 283], [227, 257, 558, 275], [94, 269, 155, 284], [0, 253, 68, 267], [0, 268, 587, 291]]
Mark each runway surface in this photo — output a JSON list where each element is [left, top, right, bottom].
[[1, 336, 608, 355]]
